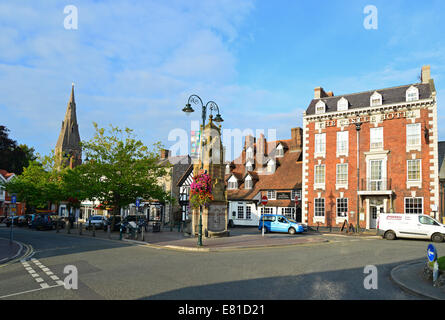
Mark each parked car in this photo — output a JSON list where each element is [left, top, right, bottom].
[[258, 214, 304, 235], [85, 215, 106, 230], [31, 214, 55, 231], [103, 216, 122, 231], [120, 215, 147, 233], [50, 215, 67, 229], [4, 216, 19, 227], [377, 213, 445, 242]]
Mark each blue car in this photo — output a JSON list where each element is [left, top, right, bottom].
[[258, 214, 304, 235]]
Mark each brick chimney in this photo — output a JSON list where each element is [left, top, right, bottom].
[[314, 87, 329, 99], [160, 149, 170, 160], [244, 135, 255, 149], [326, 91, 334, 97], [421, 65, 431, 83], [290, 127, 303, 151]]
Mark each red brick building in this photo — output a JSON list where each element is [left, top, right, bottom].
[[302, 65, 439, 231]]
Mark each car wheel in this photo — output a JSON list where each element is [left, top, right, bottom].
[[288, 227, 296, 235], [384, 230, 396, 240], [431, 233, 444, 243]]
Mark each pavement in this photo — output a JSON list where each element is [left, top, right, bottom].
[[390, 260, 445, 300], [3, 222, 444, 300]]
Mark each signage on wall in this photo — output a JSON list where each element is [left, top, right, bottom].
[[277, 192, 290, 200], [322, 110, 417, 128]]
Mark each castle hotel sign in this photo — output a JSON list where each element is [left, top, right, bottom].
[[320, 110, 417, 128]]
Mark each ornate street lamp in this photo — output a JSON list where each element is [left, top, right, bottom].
[[355, 122, 362, 233], [181, 94, 224, 247]]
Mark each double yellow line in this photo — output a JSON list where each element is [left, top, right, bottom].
[[0, 242, 34, 268]]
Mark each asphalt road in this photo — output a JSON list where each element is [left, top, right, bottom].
[[1, 225, 443, 300]]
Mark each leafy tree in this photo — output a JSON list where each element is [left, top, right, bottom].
[[71, 123, 172, 228], [0, 126, 37, 174]]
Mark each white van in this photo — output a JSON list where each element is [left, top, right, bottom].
[[377, 213, 445, 242]]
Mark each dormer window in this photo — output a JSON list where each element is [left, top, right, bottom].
[[276, 144, 284, 157], [406, 86, 419, 102], [315, 101, 326, 114], [267, 159, 276, 173], [225, 164, 231, 175], [244, 175, 253, 189], [228, 175, 238, 190], [370, 92, 382, 107], [337, 97, 349, 111], [246, 161, 253, 172]]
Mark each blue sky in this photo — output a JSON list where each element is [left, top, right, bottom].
[[1, 0, 445, 160]]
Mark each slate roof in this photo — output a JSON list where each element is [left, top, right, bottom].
[[305, 83, 433, 116]]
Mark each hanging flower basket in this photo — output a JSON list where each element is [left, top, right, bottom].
[[189, 173, 214, 209]]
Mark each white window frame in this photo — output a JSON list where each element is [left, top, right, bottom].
[[237, 205, 244, 219], [267, 190, 276, 200], [336, 131, 348, 156], [407, 159, 422, 188], [370, 92, 382, 107], [337, 97, 349, 111], [314, 164, 325, 190], [246, 206, 252, 220], [336, 198, 348, 219], [404, 197, 423, 214], [228, 176, 238, 190], [314, 198, 325, 223], [245, 176, 253, 190], [406, 86, 419, 102], [406, 123, 421, 152], [315, 101, 326, 114], [315, 133, 326, 157], [276, 144, 284, 157], [336, 163, 348, 189], [370, 127, 384, 150]]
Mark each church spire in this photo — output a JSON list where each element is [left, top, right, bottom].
[[55, 83, 82, 168]]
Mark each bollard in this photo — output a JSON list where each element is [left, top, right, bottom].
[[67, 220, 71, 234], [56, 220, 60, 233], [79, 222, 82, 235], [92, 224, 96, 237], [141, 229, 145, 241], [107, 225, 111, 239], [119, 226, 123, 240], [126, 227, 129, 239]]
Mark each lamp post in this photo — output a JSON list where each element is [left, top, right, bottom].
[[182, 95, 224, 247], [355, 122, 362, 233]]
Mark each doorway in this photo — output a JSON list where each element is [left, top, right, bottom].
[[369, 205, 383, 229]]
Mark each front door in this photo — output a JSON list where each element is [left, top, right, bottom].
[[369, 205, 382, 229]]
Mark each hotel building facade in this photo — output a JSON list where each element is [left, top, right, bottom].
[[302, 65, 440, 230]]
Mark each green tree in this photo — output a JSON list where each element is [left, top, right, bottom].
[[2, 151, 70, 212], [0, 126, 37, 174], [71, 123, 172, 228]]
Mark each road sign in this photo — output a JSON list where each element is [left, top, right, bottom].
[[427, 244, 437, 262], [11, 195, 16, 204], [261, 196, 268, 206], [135, 199, 140, 207]]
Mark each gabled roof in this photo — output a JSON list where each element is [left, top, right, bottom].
[[0, 169, 15, 182], [305, 83, 433, 116]]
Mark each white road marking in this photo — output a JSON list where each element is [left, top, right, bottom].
[[0, 284, 64, 299]]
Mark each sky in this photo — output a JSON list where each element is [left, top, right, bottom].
[[1, 0, 445, 160]]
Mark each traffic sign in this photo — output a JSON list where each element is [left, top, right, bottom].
[[427, 244, 437, 262], [135, 199, 140, 207], [11, 195, 16, 204], [261, 196, 268, 206]]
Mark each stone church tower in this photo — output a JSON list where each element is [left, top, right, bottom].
[[55, 84, 82, 168]]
